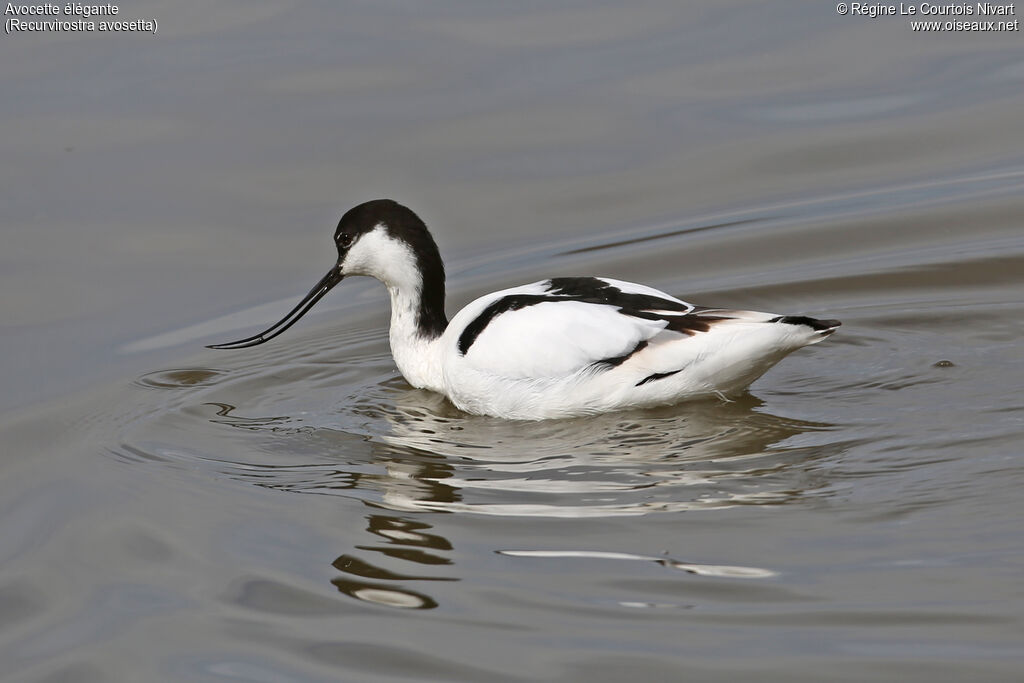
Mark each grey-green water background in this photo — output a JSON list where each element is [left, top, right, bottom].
[[2, 2, 1023, 681]]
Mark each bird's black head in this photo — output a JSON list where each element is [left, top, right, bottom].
[[206, 199, 448, 350], [334, 199, 431, 258]]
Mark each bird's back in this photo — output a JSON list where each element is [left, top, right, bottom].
[[436, 277, 838, 419]]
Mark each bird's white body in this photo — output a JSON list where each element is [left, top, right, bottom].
[[210, 200, 840, 420], [388, 279, 829, 420]]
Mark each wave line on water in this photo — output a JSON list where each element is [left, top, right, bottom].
[[497, 549, 777, 578]]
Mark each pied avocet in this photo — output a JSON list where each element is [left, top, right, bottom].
[[208, 199, 839, 419]]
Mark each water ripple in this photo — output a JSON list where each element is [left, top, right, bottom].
[[497, 550, 777, 578], [107, 320, 843, 523]]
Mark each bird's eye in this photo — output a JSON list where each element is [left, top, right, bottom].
[[338, 233, 353, 248]]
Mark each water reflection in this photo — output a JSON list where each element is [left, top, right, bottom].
[[118, 359, 839, 518], [115, 357, 840, 609], [331, 514, 455, 610], [496, 550, 777, 579], [366, 388, 837, 517]]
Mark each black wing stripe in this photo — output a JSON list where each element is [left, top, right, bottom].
[[458, 277, 694, 356], [592, 339, 648, 370], [768, 315, 842, 331], [664, 314, 730, 336], [457, 294, 549, 355], [636, 369, 682, 386], [547, 277, 690, 313]]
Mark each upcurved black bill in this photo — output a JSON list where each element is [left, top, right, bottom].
[[206, 267, 344, 349]]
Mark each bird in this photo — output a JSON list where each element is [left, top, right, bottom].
[[208, 199, 840, 420]]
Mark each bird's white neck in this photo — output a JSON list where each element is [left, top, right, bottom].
[[339, 224, 449, 391], [385, 283, 445, 393]]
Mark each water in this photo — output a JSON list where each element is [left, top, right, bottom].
[[2, 2, 1024, 681]]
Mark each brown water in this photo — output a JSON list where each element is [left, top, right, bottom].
[[2, 3, 1024, 681]]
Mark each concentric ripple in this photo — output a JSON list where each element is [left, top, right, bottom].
[[110, 318, 842, 522]]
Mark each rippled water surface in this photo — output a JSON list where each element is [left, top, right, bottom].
[[2, 2, 1024, 681]]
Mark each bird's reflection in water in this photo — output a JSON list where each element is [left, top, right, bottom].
[[360, 386, 838, 517], [324, 386, 837, 608], [331, 515, 455, 610], [180, 382, 837, 610]]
